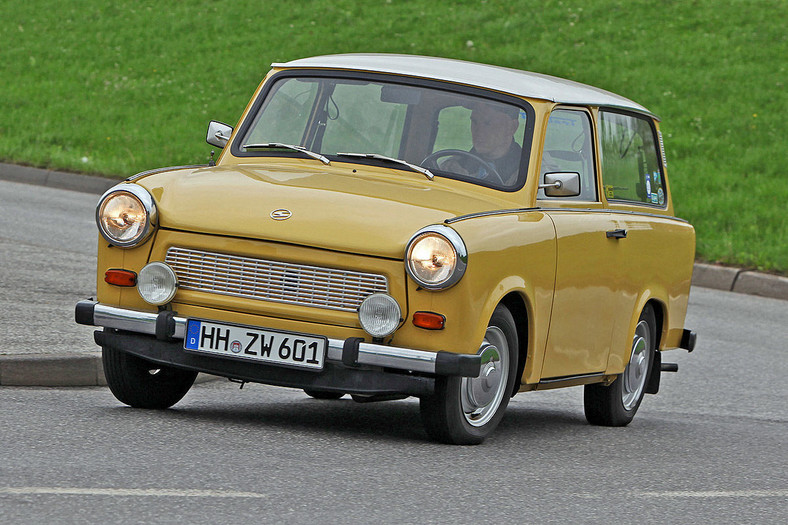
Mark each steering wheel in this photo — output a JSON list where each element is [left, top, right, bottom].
[[422, 149, 505, 185]]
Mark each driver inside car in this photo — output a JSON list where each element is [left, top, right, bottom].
[[440, 102, 522, 185]]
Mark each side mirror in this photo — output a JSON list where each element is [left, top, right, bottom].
[[539, 172, 581, 197], [206, 120, 233, 149]]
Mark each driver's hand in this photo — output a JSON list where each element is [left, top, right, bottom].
[[439, 158, 470, 176]]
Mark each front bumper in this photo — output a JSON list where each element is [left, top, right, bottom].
[[76, 300, 481, 395]]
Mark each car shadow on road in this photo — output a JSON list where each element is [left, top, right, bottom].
[[100, 391, 597, 447]]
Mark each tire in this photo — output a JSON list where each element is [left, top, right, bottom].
[[584, 305, 656, 426], [102, 345, 197, 409], [420, 304, 519, 445], [304, 389, 345, 400]]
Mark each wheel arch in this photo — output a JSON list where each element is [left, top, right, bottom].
[[648, 298, 666, 350], [641, 298, 665, 396], [636, 295, 667, 350], [608, 294, 667, 376], [500, 292, 529, 397]]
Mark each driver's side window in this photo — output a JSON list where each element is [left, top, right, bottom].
[[538, 109, 597, 201]]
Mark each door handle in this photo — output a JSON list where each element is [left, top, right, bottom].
[[606, 229, 627, 239]]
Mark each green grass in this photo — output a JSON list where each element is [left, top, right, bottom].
[[2, 0, 786, 272]]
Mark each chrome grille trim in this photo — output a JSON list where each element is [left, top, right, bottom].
[[164, 247, 388, 312]]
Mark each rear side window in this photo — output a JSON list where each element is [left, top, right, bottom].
[[599, 111, 666, 206]]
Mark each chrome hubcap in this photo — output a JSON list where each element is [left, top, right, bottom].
[[460, 326, 509, 427], [622, 320, 650, 410]]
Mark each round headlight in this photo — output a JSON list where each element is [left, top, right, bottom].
[[137, 262, 178, 305], [406, 226, 467, 290], [358, 293, 402, 338], [96, 185, 157, 247]]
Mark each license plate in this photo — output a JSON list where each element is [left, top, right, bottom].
[[184, 319, 326, 371]]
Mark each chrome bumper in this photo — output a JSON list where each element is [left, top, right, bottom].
[[75, 300, 481, 378]]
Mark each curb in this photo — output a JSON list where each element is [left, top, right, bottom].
[[0, 353, 216, 387], [1, 162, 786, 387], [0, 162, 119, 195], [0, 353, 106, 387], [691, 263, 788, 301]]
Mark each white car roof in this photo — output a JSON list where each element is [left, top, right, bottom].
[[273, 54, 657, 119]]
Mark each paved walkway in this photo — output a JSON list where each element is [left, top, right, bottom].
[[1, 162, 786, 386]]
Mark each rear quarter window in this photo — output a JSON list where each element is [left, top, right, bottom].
[[599, 111, 666, 207]]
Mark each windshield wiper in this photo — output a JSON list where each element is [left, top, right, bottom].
[[242, 143, 330, 165], [336, 152, 434, 181]]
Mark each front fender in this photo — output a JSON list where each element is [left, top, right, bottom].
[[390, 211, 557, 384]]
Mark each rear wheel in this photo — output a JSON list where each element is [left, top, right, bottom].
[[102, 345, 197, 409], [584, 305, 656, 426], [420, 304, 518, 445]]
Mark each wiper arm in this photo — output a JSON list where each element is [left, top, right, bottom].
[[242, 143, 330, 165], [337, 152, 434, 181]]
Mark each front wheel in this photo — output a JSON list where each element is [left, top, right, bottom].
[[584, 305, 656, 426], [419, 305, 518, 445], [102, 345, 197, 409]]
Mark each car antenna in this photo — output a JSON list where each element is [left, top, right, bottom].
[[208, 150, 216, 166]]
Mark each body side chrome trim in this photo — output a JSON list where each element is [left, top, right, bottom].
[[446, 206, 689, 224], [125, 165, 208, 182], [445, 207, 541, 223], [538, 372, 606, 384], [541, 207, 690, 224]]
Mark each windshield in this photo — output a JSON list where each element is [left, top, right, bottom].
[[236, 74, 532, 190]]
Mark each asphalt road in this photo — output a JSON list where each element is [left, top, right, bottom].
[[0, 180, 786, 523], [0, 180, 98, 356]]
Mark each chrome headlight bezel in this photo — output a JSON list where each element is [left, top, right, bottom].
[[96, 184, 157, 248], [405, 225, 468, 290]]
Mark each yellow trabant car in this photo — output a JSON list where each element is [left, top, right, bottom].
[[76, 54, 696, 444]]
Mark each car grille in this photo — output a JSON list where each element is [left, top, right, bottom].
[[164, 247, 388, 312]]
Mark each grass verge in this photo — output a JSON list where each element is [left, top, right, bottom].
[[2, 0, 786, 272]]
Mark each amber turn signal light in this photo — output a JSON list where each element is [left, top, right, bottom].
[[105, 269, 137, 287], [412, 311, 446, 330]]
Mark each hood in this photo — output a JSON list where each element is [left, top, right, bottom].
[[135, 161, 515, 259]]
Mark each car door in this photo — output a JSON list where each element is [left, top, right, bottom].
[[597, 109, 695, 371], [537, 108, 621, 379]]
